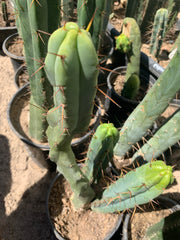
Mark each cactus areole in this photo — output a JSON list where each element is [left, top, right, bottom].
[[45, 22, 99, 209]]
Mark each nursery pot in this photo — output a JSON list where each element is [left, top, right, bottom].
[[14, 64, 29, 89], [104, 66, 157, 128], [2, 32, 25, 71], [0, 26, 17, 50], [46, 172, 124, 240], [122, 196, 180, 240], [7, 83, 101, 170]]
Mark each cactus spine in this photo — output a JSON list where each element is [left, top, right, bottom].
[[115, 18, 141, 99], [14, 0, 61, 142], [114, 44, 180, 158], [91, 161, 174, 213], [131, 109, 180, 163], [45, 22, 99, 209], [82, 123, 119, 183], [150, 8, 169, 59]]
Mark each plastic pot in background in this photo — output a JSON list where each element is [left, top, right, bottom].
[[14, 64, 29, 89], [122, 196, 180, 240], [104, 66, 157, 128], [7, 83, 101, 170], [0, 26, 17, 51], [46, 172, 124, 240], [2, 32, 25, 71]]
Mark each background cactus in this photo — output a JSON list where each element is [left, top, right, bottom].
[[150, 8, 169, 59], [143, 209, 180, 240], [44, 21, 179, 212], [1, 0, 9, 25], [115, 17, 141, 99], [113, 44, 180, 159], [14, 0, 61, 142]]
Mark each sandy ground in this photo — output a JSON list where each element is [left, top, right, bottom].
[[0, 52, 57, 240], [0, 51, 180, 240]]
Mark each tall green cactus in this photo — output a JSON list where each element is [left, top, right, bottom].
[[115, 17, 141, 99], [45, 22, 99, 209], [114, 44, 180, 159], [77, 0, 113, 52], [1, 0, 9, 25], [150, 8, 169, 59], [44, 21, 178, 212], [14, 0, 61, 142]]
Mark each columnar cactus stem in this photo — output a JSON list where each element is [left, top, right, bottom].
[[131, 109, 180, 163], [45, 22, 99, 208], [14, 0, 61, 142], [150, 8, 168, 59], [115, 17, 141, 99], [114, 45, 180, 158]]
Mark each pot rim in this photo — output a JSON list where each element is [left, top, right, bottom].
[[2, 32, 25, 60], [7, 83, 101, 150], [46, 172, 124, 240]]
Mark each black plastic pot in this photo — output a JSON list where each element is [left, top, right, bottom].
[[104, 66, 157, 128], [7, 83, 101, 170], [46, 172, 124, 240], [14, 64, 29, 89], [0, 26, 17, 50], [122, 196, 180, 240], [2, 32, 25, 71]]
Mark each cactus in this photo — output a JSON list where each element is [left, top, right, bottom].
[[45, 22, 99, 209], [115, 18, 141, 99], [150, 8, 169, 59], [1, 0, 9, 25], [131, 109, 180, 163], [125, 0, 148, 27], [143, 210, 180, 240], [91, 161, 174, 213], [82, 123, 119, 184], [77, 0, 113, 52], [113, 44, 180, 159], [14, 0, 61, 142]]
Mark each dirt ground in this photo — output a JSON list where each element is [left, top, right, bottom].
[[0, 52, 57, 240]]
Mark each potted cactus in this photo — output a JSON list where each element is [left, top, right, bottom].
[[0, 0, 17, 49], [7, 0, 114, 169], [45, 21, 180, 239]]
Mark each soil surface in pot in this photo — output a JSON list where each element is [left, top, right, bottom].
[[7, 35, 24, 57], [130, 202, 173, 240], [17, 67, 29, 88], [0, 0, 15, 27], [48, 174, 121, 240]]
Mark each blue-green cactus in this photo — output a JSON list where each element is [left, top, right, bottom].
[[91, 161, 174, 213]]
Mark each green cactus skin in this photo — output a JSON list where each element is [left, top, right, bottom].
[[92, 0, 113, 51], [131, 109, 180, 163], [45, 22, 99, 209], [115, 33, 132, 53], [82, 123, 119, 184], [2, 0, 9, 24], [77, 0, 95, 31], [121, 73, 140, 100], [114, 45, 180, 158], [14, 0, 61, 142], [150, 8, 168, 59], [116, 17, 141, 99], [143, 210, 180, 240], [125, 0, 147, 27], [91, 161, 174, 213]]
